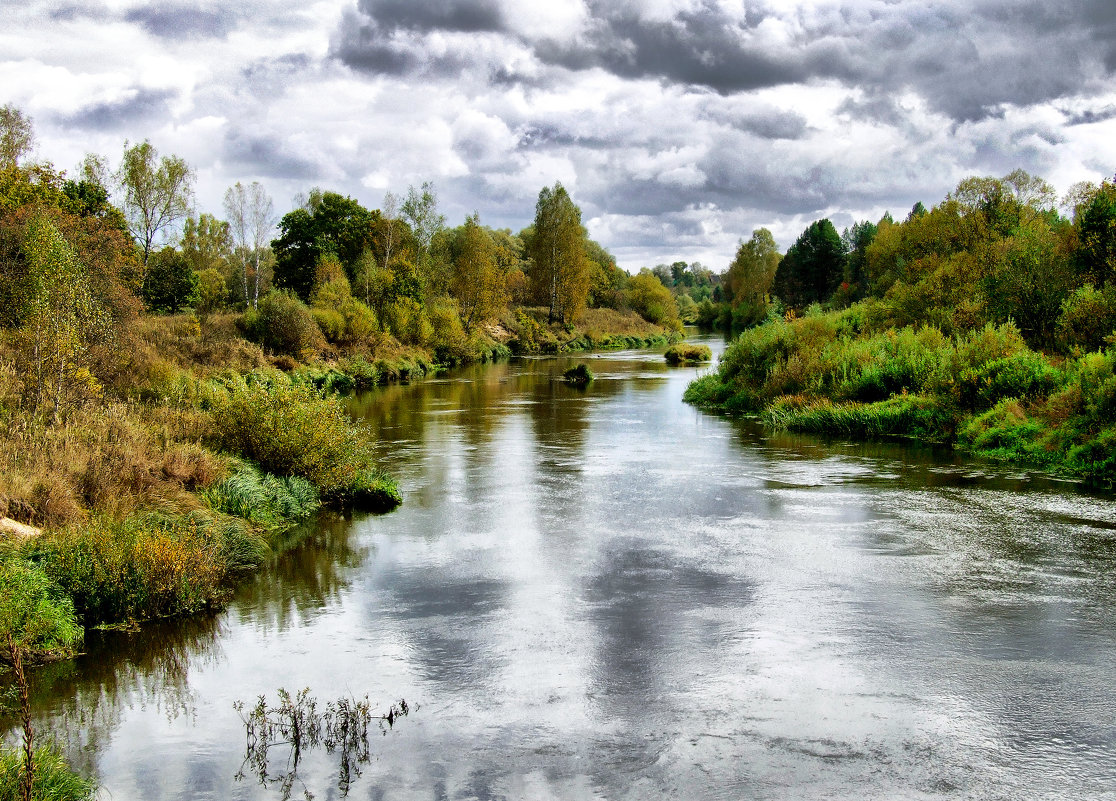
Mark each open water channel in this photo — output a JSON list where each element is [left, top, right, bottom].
[[10, 334, 1116, 799]]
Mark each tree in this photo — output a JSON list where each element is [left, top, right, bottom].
[[529, 183, 589, 324], [0, 104, 35, 168], [116, 140, 193, 268], [842, 220, 878, 293], [772, 219, 845, 309], [627, 270, 679, 327], [727, 228, 780, 308], [400, 181, 445, 265], [142, 246, 199, 314], [1073, 180, 1116, 287], [272, 192, 374, 301], [450, 213, 506, 333], [17, 215, 109, 423], [224, 181, 275, 308]]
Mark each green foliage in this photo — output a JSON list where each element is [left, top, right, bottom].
[[209, 376, 401, 509], [1056, 284, 1116, 353], [0, 556, 82, 658], [627, 270, 680, 328], [241, 290, 324, 358], [202, 461, 320, 534], [529, 183, 589, 324], [272, 192, 376, 301], [142, 247, 199, 313], [765, 394, 955, 442], [664, 343, 712, 365], [562, 363, 593, 385], [772, 218, 844, 309], [0, 744, 95, 801], [16, 214, 110, 421], [726, 228, 779, 309], [30, 512, 253, 625]]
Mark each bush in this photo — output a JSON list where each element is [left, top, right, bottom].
[[562, 363, 593, 386], [0, 744, 95, 801], [0, 556, 82, 659], [241, 291, 324, 358], [30, 513, 246, 625], [664, 343, 712, 365], [209, 376, 401, 509], [1056, 284, 1116, 353]]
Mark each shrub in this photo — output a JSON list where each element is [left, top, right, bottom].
[[202, 461, 320, 534], [241, 291, 324, 358], [957, 399, 1057, 465], [0, 556, 82, 659], [209, 377, 401, 509], [562, 363, 593, 386], [664, 343, 712, 365], [30, 513, 242, 624]]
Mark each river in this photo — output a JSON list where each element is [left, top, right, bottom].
[[11, 333, 1116, 800]]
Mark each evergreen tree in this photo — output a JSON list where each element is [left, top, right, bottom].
[[772, 219, 845, 309]]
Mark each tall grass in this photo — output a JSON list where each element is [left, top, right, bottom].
[[202, 461, 320, 533], [0, 745, 95, 801]]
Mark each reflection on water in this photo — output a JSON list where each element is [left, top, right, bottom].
[[9, 336, 1116, 800]]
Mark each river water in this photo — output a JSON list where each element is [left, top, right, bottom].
[[11, 334, 1116, 800]]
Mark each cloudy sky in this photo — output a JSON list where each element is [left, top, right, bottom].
[[5, 0, 1116, 271]]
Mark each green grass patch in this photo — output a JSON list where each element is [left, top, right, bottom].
[[664, 343, 712, 365], [764, 394, 956, 442], [0, 745, 95, 801]]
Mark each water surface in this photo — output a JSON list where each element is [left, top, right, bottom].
[[12, 334, 1116, 799]]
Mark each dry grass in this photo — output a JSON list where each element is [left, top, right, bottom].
[[0, 401, 225, 528]]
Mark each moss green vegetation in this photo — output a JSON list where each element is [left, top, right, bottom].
[[0, 745, 95, 801], [562, 364, 594, 386], [664, 343, 712, 365], [687, 309, 1116, 484], [686, 172, 1116, 485]]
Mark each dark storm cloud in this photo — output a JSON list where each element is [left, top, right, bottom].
[[1064, 105, 1116, 127], [124, 5, 239, 39], [332, 0, 1114, 123], [63, 87, 178, 130], [701, 105, 808, 140], [331, 8, 479, 77], [222, 129, 320, 180], [534, 2, 799, 93], [356, 0, 504, 34]]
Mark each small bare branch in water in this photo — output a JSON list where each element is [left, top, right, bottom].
[[234, 689, 411, 799]]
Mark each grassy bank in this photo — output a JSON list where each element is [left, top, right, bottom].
[[685, 303, 1116, 484]]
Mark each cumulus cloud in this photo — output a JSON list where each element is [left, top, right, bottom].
[[6, 0, 1116, 271], [123, 4, 240, 39]]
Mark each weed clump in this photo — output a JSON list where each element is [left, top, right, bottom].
[[664, 343, 712, 365], [562, 363, 593, 386]]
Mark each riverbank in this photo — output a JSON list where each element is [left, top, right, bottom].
[[684, 304, 1116, 486], [0, 304, 682, 666]]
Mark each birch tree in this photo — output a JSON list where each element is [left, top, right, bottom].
[[18, 215, 108, 423], [224, 181, 276, 308], [116, 140, 193, 268], [529, 183, 588, 324]]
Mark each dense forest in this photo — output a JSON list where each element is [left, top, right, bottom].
[[685, 169, 1116, 484]]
